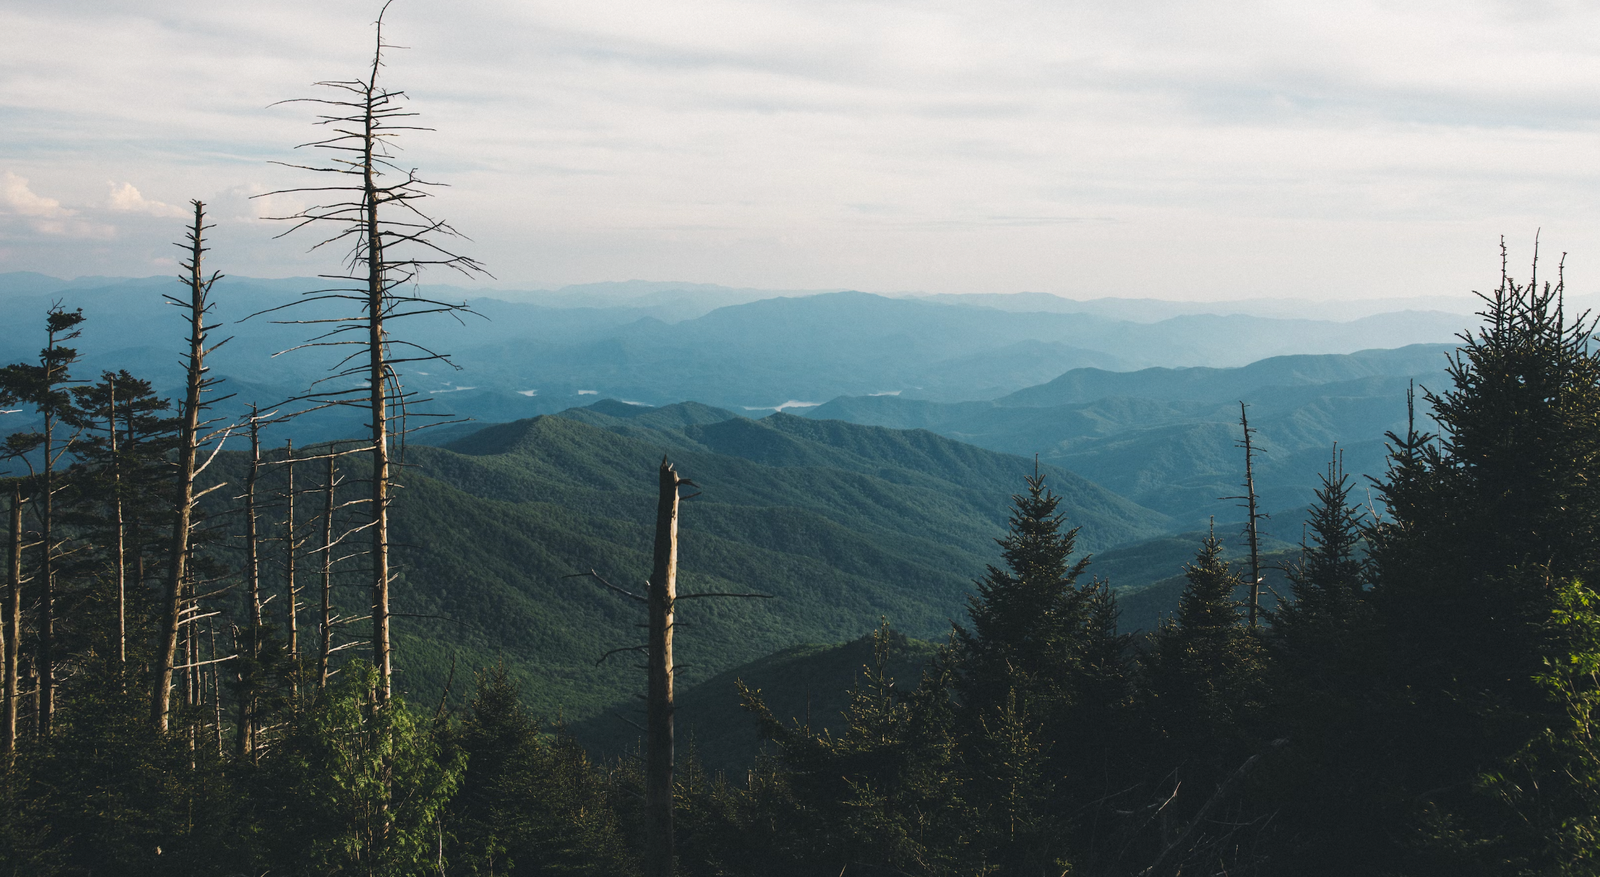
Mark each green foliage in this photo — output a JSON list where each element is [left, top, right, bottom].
[[954, 467, 1092, 717], [580, 633, 941, 773], [740, 625, 990, 876], [1141, 532, 1267, 781], [1480, 580, 1600, 875], [447, 664, 635, 876], [256, 662, 464, 876], [1274, 451, 1368, 656], [9, 659, 247, 876], [1363, 251, 1600, 871]]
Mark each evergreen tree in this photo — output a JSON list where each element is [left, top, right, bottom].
[[256, 661, 464, 876], [740, 624, 981, 876], [1366, 244, 1600, 868], [64, 371, 176, 669], [1141, 531, 1266, 790], [953, 467, 1091, 718], [1260, 452, 1388, 876], [1274, 449, 1369, 665], [447, 664, 635, 876], [0, 305, 87, 736]]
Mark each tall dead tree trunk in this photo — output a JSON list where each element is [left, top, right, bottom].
[[3, 486, 22, 755], [263, 5, 484, 702], [318, 456, 337, 689], [237, 408, 264, 758], [283, 440, 300, 690], [1236, 402, 1265, 629], [368, 272, 392, 702], [647, 457, 684, 877], [107, 381, 128, 666], [155, 200, 225, 733]]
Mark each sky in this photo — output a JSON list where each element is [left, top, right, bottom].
[[3, 0, 1600, 301]]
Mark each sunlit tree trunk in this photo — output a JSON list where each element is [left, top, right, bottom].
[[646, 457, 683, 877]]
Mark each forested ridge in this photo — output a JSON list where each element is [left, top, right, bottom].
[[8, 10, 1600, 876]]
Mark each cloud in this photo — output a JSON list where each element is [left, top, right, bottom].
[[1, 172, 71, 218], [106, 182, 186, 217], [0, 171, 113, 238]]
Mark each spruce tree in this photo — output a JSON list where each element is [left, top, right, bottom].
[[1274, 449, 1367, 660], [1369, 243, 1600, 813], [1355, 242, 1600, 871], [953, 466, 1090, 716], [1141, 531, 1266, 798]]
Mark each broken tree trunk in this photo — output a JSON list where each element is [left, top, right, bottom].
[[646, 456, 683, 877], [1238, 401, 1264, 629]]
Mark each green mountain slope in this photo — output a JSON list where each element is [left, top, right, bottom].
[[356, 407, 1168, 720], [575, 632, 941, 773], [803, 348, 1449, 527]]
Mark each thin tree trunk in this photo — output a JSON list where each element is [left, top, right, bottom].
[[319, 456, 336, 689], [156, 200, 211, 733], [646, 457, 683, 877], [187, 582, 199, 711], [209, 619, 223, 756], [124, 400, 146, 597], [186, 578, 198, 766], [109, 382, 127, 667], [237, 410, 263, 758], [3, 486, 21, 755], [284, 440, 298, 692], [1239, 402, 1263, 629], [363, 102, 394, 704], [38, 352, 57, 736]]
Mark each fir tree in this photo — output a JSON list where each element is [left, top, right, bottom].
[[1274, 449, 1368, 663], [1142, 531, 1266, 790], [953, 466, 1091, 716]]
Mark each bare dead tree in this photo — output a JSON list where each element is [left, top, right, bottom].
[[154, 200, 232, 733], [258, 1, 486, 702], [570, 458, 768, 877], [318, 456, 338, 688], [282, 439, 301, 691], [236, 407, 266, 758], [3, 485, 24, 755], [1226, 402, 1268, 629], [645, 459, 685, 877]]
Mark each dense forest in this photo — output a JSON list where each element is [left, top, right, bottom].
[[7, 12, 1600, 877]]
